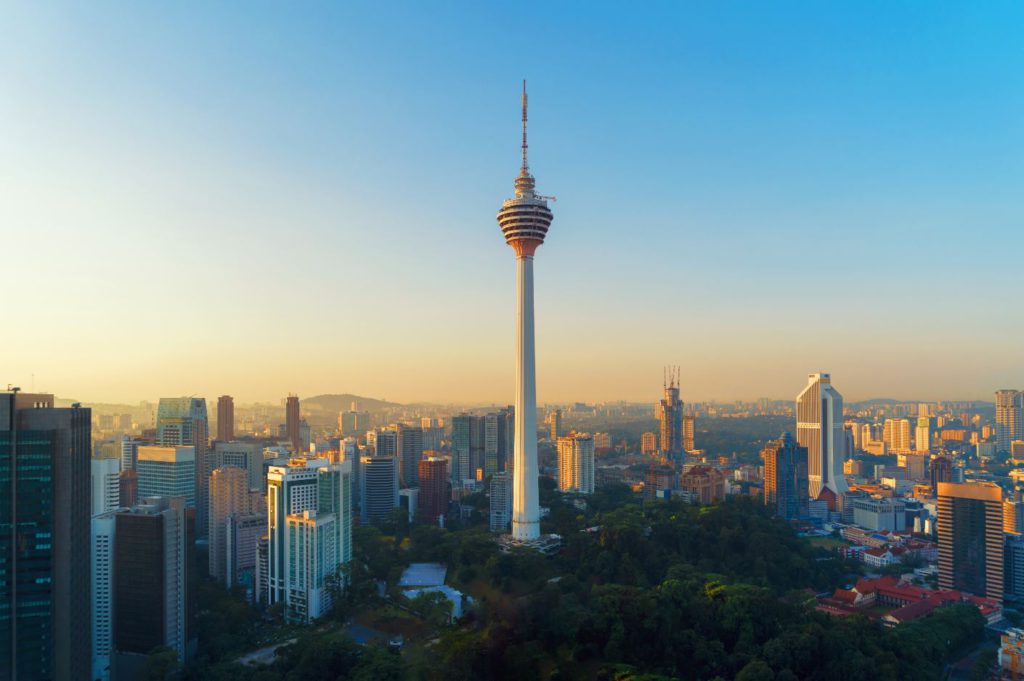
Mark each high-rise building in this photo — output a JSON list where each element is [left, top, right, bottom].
[[682, 414, 695, 452], [156, 397, 208, 537], [358, 455, 399, 524], [367, 427, 398, 458], [762, 433, 809, 520], [930, 455, 953, 491], [211, 441, 264, 492], [285, 395, 301, 453], [657, 367, 684, 456], [137, 445, 196, 505], [417, 457, 449, 525], [997, 390, 1024, 454], [1, 392, 92, 681], [883, 418, 911, 451], [796, 373, 848, 507], [118, 435, 139, 472], [265, 458, 352, 623], [208, 467, 250, 582], [216, 395, 234, 442], [645, 465, 676, 500], [497, 82, 553, 541], [226, 510, 265, 600], [640, 432, 658, 455], [92, 456, 122, 515], [557, 433, 595, 494], [915, 416, 930, 453], [483, 411, 512, 476], [450, 415, 477, 483], [118, 470, 138, 508], [1006, 499, 1024, 536], [113, 497, 195, 675], [91, 510, 117, 681], [547, 409, 562, 442], [937, 482, 1004, 601], [489, 472, 512, 532], [397, 424, 424, 488]]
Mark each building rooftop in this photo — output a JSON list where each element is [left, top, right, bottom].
[[399, 562, 447, 588]]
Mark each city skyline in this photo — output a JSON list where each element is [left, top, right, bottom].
[[4, 3, 1024, 404]]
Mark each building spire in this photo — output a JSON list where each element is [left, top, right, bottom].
[[521, 79, 529, 174]]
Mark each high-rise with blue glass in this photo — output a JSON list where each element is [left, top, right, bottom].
[[1, 391, 91, 681]]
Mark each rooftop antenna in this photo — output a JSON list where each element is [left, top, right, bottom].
[[521, 79, 529, 174]]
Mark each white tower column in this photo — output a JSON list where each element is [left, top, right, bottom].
[[512, 254, 540, 540]]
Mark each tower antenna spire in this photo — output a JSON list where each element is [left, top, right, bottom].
[[521, 79, 529, 173]]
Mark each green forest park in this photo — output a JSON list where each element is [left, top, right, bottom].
[[174, 485, 984, 681]]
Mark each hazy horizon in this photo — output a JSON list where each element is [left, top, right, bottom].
[[4, 3, 1022, 404]]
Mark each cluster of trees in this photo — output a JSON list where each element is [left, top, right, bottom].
[[178, 491, 985, 681]]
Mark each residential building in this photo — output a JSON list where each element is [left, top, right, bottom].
[[915, 416, 930, 453], [682, 414, 695, 452], [762, 433, 809, 520], [211, 441, 264, 492], [489, 472, 512, 532], [417, 457, 449, 525], [216, 395, 234, 442], [997, 390, 1023, 454], [557, 432, 595, 494], [640, 431, 658, 455], [547, 409, 562, 441], [1, 392, 92, 681], [937, 482, 1004, 601], [679, 466, 727, 505], [657, 368, 683, 455], [883, 418, 911, 451]]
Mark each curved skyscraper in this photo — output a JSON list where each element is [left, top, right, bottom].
[[796, 373, 848, 508], [497, 82, 553, 541]]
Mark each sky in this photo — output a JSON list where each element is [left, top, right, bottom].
[[2, 2, 1023, 405]]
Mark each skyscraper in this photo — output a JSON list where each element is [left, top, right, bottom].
[[657, 367, 683, 456], [358, 455, 399, 524], [136, 445, 196, 505], [996, 390, 1023, 454], [915, 416, 930, 453], [497, 82, 554, 541], [557, 433, 595, 494], [396, 424, 424, 488], [91, 510, 117, 681], [489, 472, 512, 532], [796, 373, 848, 507], [450, 414, 477, 483], [937, 482, 1004, 601], [417, 457, 449, 525], [762, 433, 809, 520], [208, 467, 250, 582], [930, 454, 953, 491], [216, 395, 234, 442], [113, 496, 196, 674], [285, 395, 301, 453], [883, 418, 911, 451], [1, 392, 92, 681], [211, 441, 264, 492], [157, 397, 208, 536], [682, 413, 695, 452], [547, 409, 562, 442], [91, 456, 122, 516]]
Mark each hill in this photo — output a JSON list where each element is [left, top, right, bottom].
[[302, 394, 403, 413]]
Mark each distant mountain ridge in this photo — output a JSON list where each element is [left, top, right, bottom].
[[302, 394, 402, 413]]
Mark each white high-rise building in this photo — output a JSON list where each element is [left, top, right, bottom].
[[91, 457, 122, 515], [212, 441, 264, 492], [997, 390, 1024, 453], [496, 82, 553, 541], [915, 417, 931, 453], [265, 458, 352, 623], [119, 435, 139, 472], [883, 418, 912, 451], [90, 510, 117, 681], [557, 433, 595, 494], [796, 373, 848, 505]]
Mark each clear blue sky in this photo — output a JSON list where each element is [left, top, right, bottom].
[[2, 2, 1022, 404]]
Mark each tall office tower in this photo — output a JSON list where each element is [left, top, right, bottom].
[[118, 435, 139, 472], [796, 373, 848, 507], [338, 411, 357, 437], [212, 441, 264, 492], [657, 367, 684, 456], [557, 433, 595, 494], [762, 433, 809, 520], [996, 390, 1024, 454], [547, 409, 562, 441], [337, 437, 360, 508], [91, 510, 117, 681], [157, 397, 209, 537], [937, 482, 1004, 600], [883, 418, 911, 451], [469, 415, 485, 478], [483, 413, 502, 477], [358, 456, 399, 524], [285, 394, 301, 453], [497, 82, 554, 541], [846, 421, 862, 451], [118, 470, 138, 508], [396, 424, 424, 488], [930, 454, 953, 491], [489, 472, 513, 532], [136, 445, 196, 505], [226, 510, 266, 600], [682, 413, 696, 452], [265, 458, 352, 623], [640, 432, 658, 455], [92, 456, 122, 515], [113, 497, 196, 675], [859, 424, 873, 451], [216, 395, 234, 442], [417, 457, 449, 525], [1, 392, 91, 681], [367, 427, 398, 458], [208, 467, 250, 582], [450, 415, 473, 482], [915, 416, 931, 453], [1005, 499, 1024, 535]]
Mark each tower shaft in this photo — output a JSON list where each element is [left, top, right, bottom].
[[512, 254, 540, 540]]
